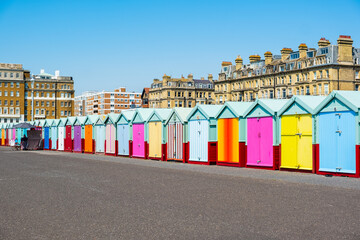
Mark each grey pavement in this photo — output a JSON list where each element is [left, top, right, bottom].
[[0, 146, 360, 240]]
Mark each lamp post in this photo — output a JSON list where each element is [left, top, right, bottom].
[[31, 76, 35, 121]]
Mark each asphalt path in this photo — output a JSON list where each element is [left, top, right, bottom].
[[1, 146, 360, 239]]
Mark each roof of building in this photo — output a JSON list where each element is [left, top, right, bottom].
[[132, 108, 154, 122], [314, 91, 360, 114], [244, 99, 288, 116], [147, 109, 172, 122], [114, 110, 136, 123], [103, 113, 120, 124], [216, 101, 253, 118], [279, 95, 326, 115], [188, 104, 223, 120], [165, 107, 193, 125]]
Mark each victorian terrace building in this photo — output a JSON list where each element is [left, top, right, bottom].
[[215, 35, 360, 103], [148, 74, 215, 108]]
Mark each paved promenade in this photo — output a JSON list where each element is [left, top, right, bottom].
[[1, 146, 359, 239]]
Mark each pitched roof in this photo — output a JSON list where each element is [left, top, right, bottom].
[[104, 113, 120, 124], [188, 105, 223, 120], [165, 107, 193, 125], [244, 99, 288, 116], [132, 108, 154, 122], [279, 95, 326, 115], [314, 90, 360, 114], [216, 101, 253, 118]]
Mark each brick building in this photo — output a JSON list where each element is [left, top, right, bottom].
[[74, 87, 142, 116]]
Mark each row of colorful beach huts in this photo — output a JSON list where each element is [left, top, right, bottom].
[[1, 91, 360, 177]]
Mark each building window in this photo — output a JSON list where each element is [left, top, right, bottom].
[[282, 89, 286, 98], [16, 82, 19, 88], [301, 87, 304, 95], [306, 86, 310, 95], [356, 71, 359, 79], [16, 100, 19, 106], [313, 86, 317, 95], [16, 91, 19, 97], [314, 71, 317, 79], [296, 75, 299, 82], [324, 84, 329, 95], [296, 88, 300, 95]]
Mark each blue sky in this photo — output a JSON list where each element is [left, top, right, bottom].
[[1, 0, 360, 95]]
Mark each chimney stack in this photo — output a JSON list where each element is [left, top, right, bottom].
[[55, 70, 60, 78], [318, 37, 330, 48], [280, 48, 292, 61], [249, 55, 261, 63], [187, 73, 193, 81], [208, 74, 213, 81], [235, 56, 243, 70], [264, 51, 273, 65], [337, 35, 353, 63], [298, 43, 308, 58]]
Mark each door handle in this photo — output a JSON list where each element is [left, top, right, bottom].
[[336, 130, 342, 134], [257, 160, 261, 163], [295, 133, 302, 136], [335, 113, 342, 116]]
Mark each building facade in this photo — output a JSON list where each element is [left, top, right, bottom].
[[141, 88, 149, 108], [24, 69, 75, 120], [215, 35, 360, 103], [0, 63, 28, 124], [74, 87, 142, 116], [148, 74, 215, 108]]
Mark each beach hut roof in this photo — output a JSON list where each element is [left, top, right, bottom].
[[85, 115, 100, 125], [95, 115, 107, 125], [165, 107, 193, 125], [187, 104, 223, 120], [64, 116, 77, 126], [104, 113, 120, 124], [131, 108, 154, 123], [116, 110, 136, 123], [314, 91, 360, 114], [51, 119, 60, 127], [45, 119, 54, 127], [147, 109, 172, 122], [38, 120, 46, 127], [243, 99, 288, 117], [278, 95, 326, 116], [216, 101, 253, 119], [75, 116, 87, 125]]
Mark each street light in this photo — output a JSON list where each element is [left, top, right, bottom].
[[31, 76, 35, 121]]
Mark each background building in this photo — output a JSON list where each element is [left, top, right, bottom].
[[24, 69, 75, 120], [148, 74, 215, 108], [0, 63, 28, 124], [141, 88, 149, 108], [215, 35, 360, 103], [74, 87, 142, 116]]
